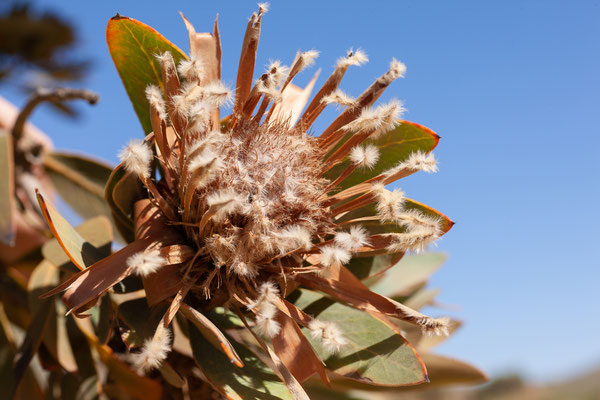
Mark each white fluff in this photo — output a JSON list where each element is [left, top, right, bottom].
[[202, 80, 233, 107], [336, 48, 368, 68], [265, 60, 288, 87], [349, 144, 380, 169], [308, 319, 347, 354], [278, 225, 313, 252], [131, 328, 172, 373], [321, 89, 356, 108], [177, 56, 204, 81], [145, 84, 167, 121], [248, 281, 279, 312], [230, 259, 258, 277], [343, 100, 404, 136], [399, 151, 438, 173], [255, 312, 281, 338], [397, 209, 442, 231], [118, 139, 153, 179], [334, 225, 370, 251], [298, 50, 319, 69], [389, 58, 407, 79], [385, 224, 441, 253], [319, 245, 351, 267], [418, 316, 450, 337], [126, 249, 165, 277], [206, 189, 244, 222], [372, 183, 405, 222], [154, 51, 176, 75], [258, 2, 270, 14]]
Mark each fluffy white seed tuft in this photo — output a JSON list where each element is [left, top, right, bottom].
[[372, 183, 405, 222], [419, 316, 450, 337], [308, 319, 347, 354], [202, 80, 233, 107], [319, 245, 351, 267], [126, 249, 165, 277], [177, 56, 204, 81], [321, 89, 356, 109], [389, 58, 407, 79], [349, 144, 380, 169], [154, 51, 176, 75], [118, 139, 153, 179], [343, 100, 404, 136], [255, 312, 281, 338], [145, 84, 168, 121], [401, 151, 438, 173], [385, 224, 441, 253], [131, 328, 172, 373], [334, 225, 370, 251], [188, 148, 219, 173], [257, 80, 283, 102], [397, 209, 442, 231], [258, 2, 270, 14], [298, 50, 319, 70], [266, 60, 288, 87], [206, 189, 245, 222], [247, 281, 280, 310], [337, 48, 369, 68], [250, 283, 281, 338], [278, 225, 313, 253], [230, 259, 258, 277]]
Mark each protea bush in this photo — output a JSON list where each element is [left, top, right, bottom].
[[0, 4, 486, 399]]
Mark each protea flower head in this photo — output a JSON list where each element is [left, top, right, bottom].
[[38, 4, 455, 396]]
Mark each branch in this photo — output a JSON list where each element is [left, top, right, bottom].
[[11, 88, 99, 142]]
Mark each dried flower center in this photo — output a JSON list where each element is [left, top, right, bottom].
[[187, 121, 332, 278]]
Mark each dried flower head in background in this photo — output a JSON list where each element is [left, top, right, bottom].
[[34, 4, 466, 398]]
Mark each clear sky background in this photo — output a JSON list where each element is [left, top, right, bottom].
[[2, 0, 599, 384]]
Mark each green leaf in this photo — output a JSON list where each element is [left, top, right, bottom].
[[369, 253, 447, 298], [11, 292, 53, 398], [0, 305, 16, 393], [288, 288, 427, 386], [403, 288, 441, 311], [346, 254, 395, 281], [37, 192, 112, 270], [158, 362, 185, 388], [104, 163, 141, 243], [28, 260, 78, 373], [188, 321, 293, 400], [117, 299, 168, 347], [107, 15, 188, 135], [43, 152, 122, 240], [179, 303, 244, 367], [325, 121, 439, 191], [91, 294, 112, 344], [338, 199, 454, 236], [419, 354, 488, 387], [93, 341, 163, 400], [41, 215, 113, 270], [0, 130, 15, 245], [71, 316, 163, 400]]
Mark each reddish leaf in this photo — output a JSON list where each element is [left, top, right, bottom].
[[107, 15, 187, 134]]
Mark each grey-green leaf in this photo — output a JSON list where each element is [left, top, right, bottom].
[[188, 321, 293, 400], [289, 288, 426, 386]]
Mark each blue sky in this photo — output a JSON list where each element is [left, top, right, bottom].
[[2, 0, 599, 383]]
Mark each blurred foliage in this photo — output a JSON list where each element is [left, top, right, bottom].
[[0, 7, 491, 400], [0, 3, 90, 116]]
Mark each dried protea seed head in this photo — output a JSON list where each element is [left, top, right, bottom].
[[194, 121, 332, 276], [110, 6, 450, 342]]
